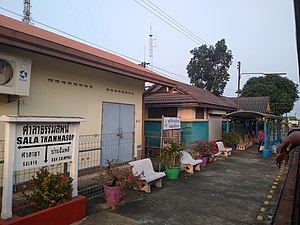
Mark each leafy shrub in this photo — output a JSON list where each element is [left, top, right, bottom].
[[23, 168, 73, 210], [97, 159, 143, 188]]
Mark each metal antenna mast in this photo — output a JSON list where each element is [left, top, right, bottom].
[[149, 25, 156, 69], [22, 0, 32, 24]]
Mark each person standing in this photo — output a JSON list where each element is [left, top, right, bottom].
[[258, 128, 264, 152]]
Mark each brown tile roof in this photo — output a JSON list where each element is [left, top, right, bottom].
[[145, 83, 237, 110], [145, 92, 196, 104], [0, 15, 176, 86], [226, 96, 270, 113]]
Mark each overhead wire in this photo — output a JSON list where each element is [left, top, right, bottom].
[[66, 0, 86, 40], [143, 0, 210, 45], [84, 1, 100, 46], [0, 3, 242, 86], [135, 0, 242, 69], [0, 6, 189, 84], [133, 0, 202, 45]]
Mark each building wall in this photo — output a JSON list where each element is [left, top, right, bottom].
[[178, 107, 194, 119], [0, 45, 145, 157], [181, 121, 209, 145]]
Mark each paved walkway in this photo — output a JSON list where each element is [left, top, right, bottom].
[[74, 145, 286, 225]]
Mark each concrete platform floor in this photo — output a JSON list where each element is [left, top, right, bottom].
[[74, 145, 286, 225]]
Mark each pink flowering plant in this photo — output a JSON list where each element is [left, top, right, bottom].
[[22, 168, 73, 210], [192, 140, 218, 157], [97, 159, 143, 189]]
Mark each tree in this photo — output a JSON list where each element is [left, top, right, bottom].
[[241, 75, 299, 115], [186, 39, 233, 96]]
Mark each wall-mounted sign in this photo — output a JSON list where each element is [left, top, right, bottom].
[[163, 117, 181, 130], [15, 123, 75, 171]]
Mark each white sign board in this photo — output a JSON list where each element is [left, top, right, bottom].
[[15, 123, 75, 171], [0, 116, 84, 220], [163, 117, 181, 130]]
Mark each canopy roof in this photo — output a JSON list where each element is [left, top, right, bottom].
[[226, 110, 282, 120]]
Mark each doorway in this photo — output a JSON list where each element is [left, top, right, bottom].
[[101, 102, 135, 165]]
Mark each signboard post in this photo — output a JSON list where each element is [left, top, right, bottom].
[[0, 116, 84, 220], [159, 116, 181, 171]]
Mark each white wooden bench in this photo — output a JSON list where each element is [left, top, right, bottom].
[[180, 151, 203, 174], [216, 141, 232, 157], [129, 158, 166, 193]]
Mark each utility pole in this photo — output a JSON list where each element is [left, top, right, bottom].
[[22, 0, 32, 24], [237, 61, 241, 110]]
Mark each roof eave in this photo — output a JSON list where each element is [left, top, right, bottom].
[[0, 25, 176, 87]]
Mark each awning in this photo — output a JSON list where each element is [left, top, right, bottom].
[[226, 110, 282, 120]]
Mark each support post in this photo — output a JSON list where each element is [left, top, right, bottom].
[[70, 122, 80, 197], [237, 61, 241, 110], [1, 122, 16, 219]]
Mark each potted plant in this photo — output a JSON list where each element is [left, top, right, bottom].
[[19, 168, 86, 225], [221, 131, 240, 149], [160, 139, 185, 180], [96, 159, 143, 204], [192, 140, 213, 167]]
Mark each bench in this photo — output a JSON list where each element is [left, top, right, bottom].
[[216, 141, 232, 157], [237, 135, 253, 150], [129, 158, 166, 193], [180, 151, 203, 174]]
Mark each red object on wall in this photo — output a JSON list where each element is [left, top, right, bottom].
[[0, 195, 86, 225]]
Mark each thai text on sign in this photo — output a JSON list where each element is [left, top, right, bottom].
[[163, 117, 181, 130], [15, 123, 75, 171]]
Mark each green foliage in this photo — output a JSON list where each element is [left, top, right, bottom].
[[160, 139, 185, 167], [186, 39, 233, 96], [96, 159, 143, 188], [241, 74, 299, 115], [221, 131, 240, 146], [23, 168, 73, 210]]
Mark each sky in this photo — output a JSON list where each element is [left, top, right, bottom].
[[0, 0, 299, 116]]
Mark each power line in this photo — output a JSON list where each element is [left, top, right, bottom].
[[134, 0, 202, 45], [143, 0, 210, 45], [84, 1, 100, 46], [134, 0, 241, 66], [66, 0, 85, 40], [0, 6, 190, 84]]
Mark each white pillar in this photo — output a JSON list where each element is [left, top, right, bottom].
[[1, 122, 16, 219], [70, 122, 80, 197]]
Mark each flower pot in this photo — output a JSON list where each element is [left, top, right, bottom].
[[103, 184, 125, 204], [4, 196, 86, 225], [165, 166, 181, 180], [200, 157, 208, 168]]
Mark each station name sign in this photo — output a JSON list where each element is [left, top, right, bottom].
[[163, 117, 181, 130], [15, 123, 75, 171]]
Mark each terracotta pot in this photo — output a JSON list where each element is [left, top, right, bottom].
[[103, 184, 125, 204]]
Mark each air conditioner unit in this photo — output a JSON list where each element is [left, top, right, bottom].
[[0, 51, 32, 96]]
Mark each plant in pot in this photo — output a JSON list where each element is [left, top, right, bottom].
[[221, 131, 240, 149], [20, 168, 86, 225], [160, 139, 185, 180], [192, 140, 212, 167], [96, 159, 143, 204]]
